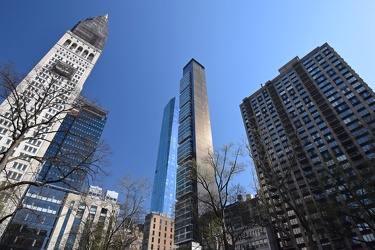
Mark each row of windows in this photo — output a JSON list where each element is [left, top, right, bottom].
[[151, 224, 172, 232], [63, 39, 95, 61], [149, 241, 174, 250], [179, 72, 191, 93], [179, 102, 191, 122], [24, 145, 38, 154], [177, 139, 192, 163], [152, 217, 174, 226], [12, 162, 28, 171], [179, 87, 191, 108], [57, 48, 88, 74], [178, 118, 192, 144], [7, 170, 22, 181]]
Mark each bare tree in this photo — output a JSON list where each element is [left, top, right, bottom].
[[309, 121, 375, 246], [246, 129, 319, 250], [101, 174, 150, 250], [71, 174, 150, 250], [247, 126, 375, 249], [0, 62, 111, 231], [192, 143, 256, 250], [307, 158, 375, 248]]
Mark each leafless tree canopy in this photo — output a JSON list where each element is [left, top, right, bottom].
[[72, 174, 150, 250], [247, 127, 327, 250], [247, 127, 375, 249], [0, 62, 111, 226], [192, 143, 256, 250]]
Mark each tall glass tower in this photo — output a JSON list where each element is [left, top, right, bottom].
[[0, 15, 108, 236], [0, 98, 108, 249], [150, 97, 179, 218], [241, 43, 375, 249], [174, 59, 214, 248]]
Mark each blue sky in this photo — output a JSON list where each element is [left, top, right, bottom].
[[1, 1, 374, 208]]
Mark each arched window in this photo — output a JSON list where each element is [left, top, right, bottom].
[[88, 53, 94, 61], [82, 50, 89, 57], [69, 43, 77, 50], [63, 39, 71, 47], [76, 46, 83, 54]]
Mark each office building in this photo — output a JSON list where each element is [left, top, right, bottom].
[[150, 97, 179, 218], [0, 98, 108, 249], [0, 15, 109, 235], [241, 43, 375, 249], [142, 212, 176, 250], [174, 59, 215, 248]]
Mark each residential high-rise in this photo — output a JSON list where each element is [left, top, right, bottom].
[[0, 15, 109, 234], [0, 98, 109, 249], [241, 43, 375, 249], [150, 97, 179, 218], [174, 59, 214, 248]]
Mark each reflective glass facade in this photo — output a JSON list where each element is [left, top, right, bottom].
[[174, 59, 214, 247], [150, 97, 179, 218], [0, 99, 108, 250], [241, 43, 375, 249]]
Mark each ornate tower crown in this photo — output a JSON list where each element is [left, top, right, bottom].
[[71, 15, 109, 50]]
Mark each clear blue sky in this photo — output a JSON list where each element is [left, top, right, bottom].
[[1, 1, 374, 207]]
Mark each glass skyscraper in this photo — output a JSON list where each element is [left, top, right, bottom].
[[150, 97, 179, 218], [241, 43, 375, 249], [174, 59, 214, 248], [0, 98, 108, 249]]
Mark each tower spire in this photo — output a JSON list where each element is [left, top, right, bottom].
[[71, 15, 109, 50]]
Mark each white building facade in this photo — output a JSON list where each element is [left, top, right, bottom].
[[0, 15, 108, 236]]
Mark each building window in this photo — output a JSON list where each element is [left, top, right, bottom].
[[70, 43, 77, 50], [90, 205, 97, 213], [82, 50, 89, 57], [88, 53, 94, 61], [7, 171, 22, 181], [76, 46, 83, 54], [63, 39, 71, 47]]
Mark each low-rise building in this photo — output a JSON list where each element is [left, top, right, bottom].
[[225, 195, 278, 250], [142, 212, 177, 250], [48, 186, 119, 249]]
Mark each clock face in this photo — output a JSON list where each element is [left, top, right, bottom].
[[52, 61, 76, 80]]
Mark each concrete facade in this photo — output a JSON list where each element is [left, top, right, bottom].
[[48, 187, 119, 249]]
